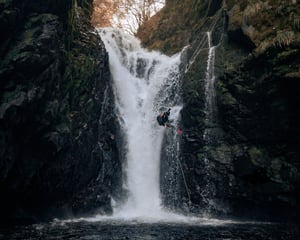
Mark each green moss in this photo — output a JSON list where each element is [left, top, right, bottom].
[[1, 86, 22, 103], [267, 158, 283, 183], [217, 81, 238, 105], [196, 152, 205, 160], [223, 91, 238, 105], [249, 146, 269, 167], [56, 122, 71, 134]]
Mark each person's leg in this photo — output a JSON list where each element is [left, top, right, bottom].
[[165, 122, 175, 129]]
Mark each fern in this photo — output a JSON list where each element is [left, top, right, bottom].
[[274, 31, 295, 48], [293, 16, 300, 31]]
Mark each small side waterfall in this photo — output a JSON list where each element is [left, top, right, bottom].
[[98, 28, 183, 220], [203, 31, 217, 143], [201, 31, 218, 214]]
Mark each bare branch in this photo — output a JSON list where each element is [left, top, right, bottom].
[[92, 0, 165, 34]]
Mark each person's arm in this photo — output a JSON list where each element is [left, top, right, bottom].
[[164, 108, 171, 116]]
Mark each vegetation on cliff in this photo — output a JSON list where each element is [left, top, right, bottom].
[[91, 0, 165, 34], [137, 0, 223, 54]]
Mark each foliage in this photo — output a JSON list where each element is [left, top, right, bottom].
[[273, 30, 295, 48], [92, 0, 165, 34], [292, 16, 300, 31], [91, 0, 120, 27]]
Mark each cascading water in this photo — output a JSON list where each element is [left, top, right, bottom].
[[203, 31, 217, 142], [98, 28, 183, 220], [22, 28, 291, 240], [201, 31, 218, 214]]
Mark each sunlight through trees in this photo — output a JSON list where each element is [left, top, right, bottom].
[[92, 0, 165, 34]]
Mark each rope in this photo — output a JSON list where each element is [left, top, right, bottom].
[[184, 7, 226, 73], [176, 142, 192, 208]]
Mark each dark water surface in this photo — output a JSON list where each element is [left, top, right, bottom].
[[0, 219, 299, 240]]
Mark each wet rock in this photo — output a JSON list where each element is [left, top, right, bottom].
[[0, 0, 120, 223], [139, 0, 300, 221]]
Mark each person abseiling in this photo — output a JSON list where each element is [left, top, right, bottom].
[[157, 108, 171, 128]]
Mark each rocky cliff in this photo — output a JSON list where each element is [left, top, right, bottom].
[[137, 0, 300, 221], [0, 0, 120, 223]]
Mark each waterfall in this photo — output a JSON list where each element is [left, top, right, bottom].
[[203, 31, 217, 143], [201, 31, 218, 214], [98, 28, 182, 220]]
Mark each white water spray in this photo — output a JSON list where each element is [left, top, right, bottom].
[[98, 28, 182, 220], [58, 29, 249, 226], [199, 31, 218, 214], [203, 31, 217, 142]]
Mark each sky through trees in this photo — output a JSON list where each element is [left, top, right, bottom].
[[92, 0, 165, 34]]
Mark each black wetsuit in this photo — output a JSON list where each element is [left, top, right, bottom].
[[157, 109, 171, 126]]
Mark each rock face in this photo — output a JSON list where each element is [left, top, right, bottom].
[[0, 0, 121, 223], [137, 0, 300, 221]]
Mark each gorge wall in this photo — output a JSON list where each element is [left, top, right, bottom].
[[0, 0, 121, 223], [1, 0, 299, 224], [137, 0, 300, 221]]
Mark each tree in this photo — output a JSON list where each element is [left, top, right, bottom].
[[91, 0, 120, 27], [92, 0, 165, 34], [114, 0, 164, 34]]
